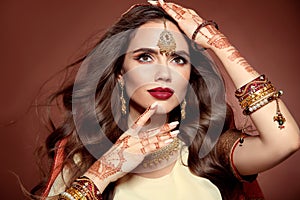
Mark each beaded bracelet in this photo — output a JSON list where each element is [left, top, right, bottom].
[[242, 89, 285, 129], [192, 20, 219, 41], [243, 91, 277, 115], [59, 191, 76, 200], [236, 75, 286, 129]]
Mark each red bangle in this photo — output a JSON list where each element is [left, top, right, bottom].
[[73, 176, 103, 200], [235, 75, 268, 98]]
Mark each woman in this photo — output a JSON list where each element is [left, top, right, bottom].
[[31, 1, 299, 199]]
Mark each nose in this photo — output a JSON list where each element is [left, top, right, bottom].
[[154, 64, 172, 83]]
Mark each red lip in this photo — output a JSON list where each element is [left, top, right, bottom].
[[147, 87, 174, 100]]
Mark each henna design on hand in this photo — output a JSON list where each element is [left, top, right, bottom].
[[87, 136, 131, 180], [140, 138, 150, 146], [208, 34, 231, 49], [185, 9, 203, 25], [172, 5, 186, 20], [228, 49, 242, 62], [227, 49, 257, 74], [140, 147, 146, 155], [175, 14, 184, 20], [240, 61, 255, 73], [156, 135, 162, 142], [154, 142, 160, 149], [206, 25, 219, 35], [133, 107, 151, 125]]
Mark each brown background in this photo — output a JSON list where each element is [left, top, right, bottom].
[[0, 0, 299, 199]]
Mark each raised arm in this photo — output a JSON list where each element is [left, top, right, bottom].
[[153, 0, 300, 176]]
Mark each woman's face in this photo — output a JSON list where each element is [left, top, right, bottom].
[[121, 20, 191, 115]]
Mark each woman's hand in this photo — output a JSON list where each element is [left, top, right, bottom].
[[149, 0, 231, 50], [84, 102, 179, 192]]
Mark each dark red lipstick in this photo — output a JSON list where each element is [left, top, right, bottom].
[[147, 87, 174, 100]]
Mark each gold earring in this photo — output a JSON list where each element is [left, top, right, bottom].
[[119, 80, 126, 115], [181, 99, 186, 120]]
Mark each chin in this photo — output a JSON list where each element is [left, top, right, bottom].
[[155, 101, 179, 114]]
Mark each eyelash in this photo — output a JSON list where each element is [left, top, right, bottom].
[[134, 53, 188, 65], [171, 56, 188, 65], [134, 53, 153, 63]]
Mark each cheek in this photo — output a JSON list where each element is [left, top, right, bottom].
[[173, 68, 191, 100], [122, 67, 154, 97], [174, 67, 191, 86]]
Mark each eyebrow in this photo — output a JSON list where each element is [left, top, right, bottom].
[[132, 48, 158, 55], [131, 48, 190, 58]]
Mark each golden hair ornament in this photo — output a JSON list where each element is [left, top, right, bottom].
[[157, 19, 176, 55]]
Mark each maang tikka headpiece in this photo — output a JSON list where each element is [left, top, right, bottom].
[[157, 18, 176, 55]]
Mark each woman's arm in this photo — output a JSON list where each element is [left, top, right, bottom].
[[153, 0, 300, 175], [204, 38, 300, 175]]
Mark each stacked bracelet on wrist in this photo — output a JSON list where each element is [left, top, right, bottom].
[[59, 176, 103, 200], [235, 74, 286, 129]]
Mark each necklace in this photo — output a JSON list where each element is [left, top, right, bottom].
[[142, 137, 180, 168]]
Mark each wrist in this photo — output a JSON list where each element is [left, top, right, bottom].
[[59, 176, 103, 200], [84, 172, 111, 193], [84, 167, 126, 193]]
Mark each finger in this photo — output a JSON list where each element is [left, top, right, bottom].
[[158, 0, 185, 21], [167, 2, 186, 13], [141, 138, 175, 154], [147, 129, 179, 146], [156, 130, 180, 141], [147, 0, 159, 6], [140, 138, 150, 146], [159, 121, 179, 133], [167, 3, 188, 20], [139, 123, 179, 144], [140, 121, 179, 138], [131, 102, 158, 130], [186, 8, 198, 16]]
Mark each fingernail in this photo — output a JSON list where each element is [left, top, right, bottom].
[[148, 0, 159, 5], [169, 121, 179, 127], [150, 102, 158, 110], [165, 138, 174, 144], [170, 130, 180, 136]]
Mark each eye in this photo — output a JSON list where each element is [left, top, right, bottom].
[[171, 56, 188, 65], [135, 53, 153, 63]]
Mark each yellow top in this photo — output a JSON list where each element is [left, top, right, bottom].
[[114, 150, 222, 200]]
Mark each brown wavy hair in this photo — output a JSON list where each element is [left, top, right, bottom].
[[32, 4, 243, 200]]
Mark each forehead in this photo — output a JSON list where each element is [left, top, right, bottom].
[[127, 20, 189, 52]]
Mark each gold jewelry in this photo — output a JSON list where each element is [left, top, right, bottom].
[[119, 79, 126, 115], [181, 99, 186, 120], [142, 137, 180, 168], [273, 91, 286, 129], [240, 86, 275, 109], [66, 187, 86, 200], [236, 75, 286, 129], [59, 177, 103, 200], [157, 18, 176, 56]]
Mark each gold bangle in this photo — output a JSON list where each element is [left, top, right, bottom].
[[66, 187, 87, 200], [238, 82, 273, 102], [240, 87, 275, 109]]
